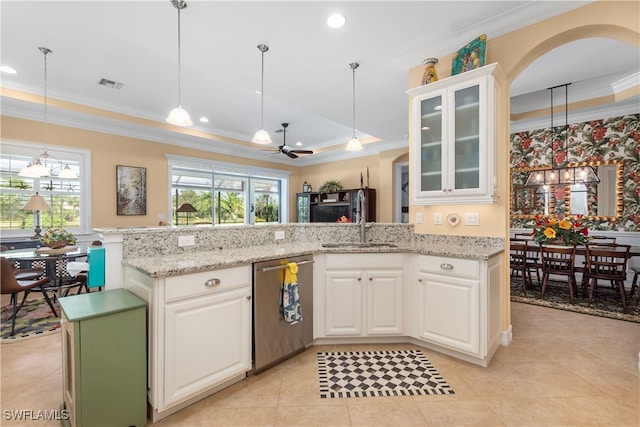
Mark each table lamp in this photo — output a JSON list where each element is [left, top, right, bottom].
[[177, 203, 197, 225], [22, 192, 52, 239]]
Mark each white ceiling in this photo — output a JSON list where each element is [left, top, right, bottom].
[[1, 1, 638, 166]]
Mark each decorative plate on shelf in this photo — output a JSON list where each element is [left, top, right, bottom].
[[451, 34, 486, 76]]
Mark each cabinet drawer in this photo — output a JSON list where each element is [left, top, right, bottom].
[[326, 253, 403, 270], [165, 265, 251, 302], [419, 255, 479, 279]]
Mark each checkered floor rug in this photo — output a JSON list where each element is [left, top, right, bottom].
[[317, 350, 454, 398]]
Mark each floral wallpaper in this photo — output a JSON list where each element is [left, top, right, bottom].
[[510, 113, 640, 232]]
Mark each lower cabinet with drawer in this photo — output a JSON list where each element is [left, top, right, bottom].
[[124, 264, 252, 422], [414, 254, 502, 365]]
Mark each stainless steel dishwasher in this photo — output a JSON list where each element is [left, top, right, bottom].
[[252, 255, 314, 372]]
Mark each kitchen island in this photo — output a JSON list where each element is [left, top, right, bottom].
[[98, 223, 506, 422]]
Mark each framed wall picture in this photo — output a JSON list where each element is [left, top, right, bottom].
[[116, 165, 147, 215], [451, 34, 487, 76]]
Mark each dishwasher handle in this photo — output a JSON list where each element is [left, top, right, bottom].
[[257, 259, 314, 273]]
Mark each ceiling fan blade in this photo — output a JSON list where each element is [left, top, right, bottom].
[[284, 151, 298, 159], [290, 149, 314, 155]]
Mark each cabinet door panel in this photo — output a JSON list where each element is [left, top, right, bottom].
[[366, 271, 403, 335], [325, 271, 362, 336], [418, 272, 480, 356], [164, 288, 251, 407]]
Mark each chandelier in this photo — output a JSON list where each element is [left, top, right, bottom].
[[524, 83, 599, 188]]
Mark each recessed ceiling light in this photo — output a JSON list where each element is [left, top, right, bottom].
[[434, 105, 443, 111], [327, 13, 346, 28], [199, 117, 209, 123], [1, 66, 17, 74], [295, 141, 303, 146]]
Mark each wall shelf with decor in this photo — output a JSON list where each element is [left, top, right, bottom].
[[296, 188, 376, 223]]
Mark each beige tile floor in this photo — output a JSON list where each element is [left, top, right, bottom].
[[1, 302, 639, 426]]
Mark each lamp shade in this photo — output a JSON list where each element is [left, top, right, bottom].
[[252, 128, 272, 145], [22, 193, 51, 211], [346, 137, 363, 152], [166, 106, 193, 126], [177, 203, 197, 213]]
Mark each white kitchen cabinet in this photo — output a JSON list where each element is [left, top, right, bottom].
[[323, 254, 403, 337], [408, 63, 505, 205], [124, 264, 252, 422], [414, 254, 502, 364]]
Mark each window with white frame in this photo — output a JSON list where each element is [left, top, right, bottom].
[[0, 141, 91, 237], [168, 155, 289, 225]]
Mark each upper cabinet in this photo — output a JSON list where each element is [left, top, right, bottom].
[[408, 63, 505, 205]]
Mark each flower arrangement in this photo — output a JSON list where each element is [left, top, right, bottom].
[[531, 215, 589, 245], [336, 215, 351, 223], [40, 228, 77, 249]]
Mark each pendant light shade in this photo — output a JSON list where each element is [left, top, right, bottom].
[[252, 44, 272, 144], [166, 0, 192, 127], [346, 62, 363, 152]]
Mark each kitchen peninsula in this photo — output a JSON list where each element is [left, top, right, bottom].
[[98, 223, 505, 422]]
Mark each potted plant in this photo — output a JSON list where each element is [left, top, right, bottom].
[[40, 228, 77, 249], [317, 179, 343, 195]]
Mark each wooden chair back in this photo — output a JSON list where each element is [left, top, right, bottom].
[[539, 244, 576, 274], [585, 243, 630, 281]]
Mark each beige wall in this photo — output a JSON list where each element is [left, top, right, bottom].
[[1, 116, 300, 228]]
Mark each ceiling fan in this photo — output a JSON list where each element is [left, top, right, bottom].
[[272, 123, 314, 159]]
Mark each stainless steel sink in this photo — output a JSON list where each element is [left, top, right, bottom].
[[322, 242, 398, 249]]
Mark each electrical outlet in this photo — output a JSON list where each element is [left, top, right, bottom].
[[416, 212, 423, 224], [178, 235, 195, 247], [275, 230, 285, 240], [434, 212, 442, 225], [465, 212, 480, 226]]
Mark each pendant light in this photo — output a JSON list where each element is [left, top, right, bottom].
[[525, 83, 599, 187], [166, 0, 192, 126], [346, 62, 363, 151], [252, 44, 272, 144], [18, 47, 77, 179]]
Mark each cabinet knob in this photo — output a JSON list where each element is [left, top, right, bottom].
[[204, 278, 221, 287], [440, 263, 454, 270], [368, 277, 372, 281], [418, 278, 423, 283], [357, 277, 362, 281], [246, 295, 252, 300]]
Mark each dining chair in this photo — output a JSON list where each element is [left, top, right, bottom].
[[539, 243, 578, 303], [584, 243, 631, 309], [630, 266, 640, 300], [1, 257, 58, 335], [510, 239, 532, 296]]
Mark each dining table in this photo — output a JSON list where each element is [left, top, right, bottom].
[[2, 245, 89, 294]]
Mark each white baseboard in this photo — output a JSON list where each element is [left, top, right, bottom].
[[501, 325, 513, 346]]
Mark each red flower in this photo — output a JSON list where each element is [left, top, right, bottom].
[[630, 130, 640, 141], [554, 151, 567, 164], [521, 137, 532, 150], [593, 126, 607, 141]]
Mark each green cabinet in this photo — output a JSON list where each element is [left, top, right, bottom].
[[59, 289, 147, 427]]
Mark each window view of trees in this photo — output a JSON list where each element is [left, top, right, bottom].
[[171, 169, 281, 225], [0, 152, 82, 233]]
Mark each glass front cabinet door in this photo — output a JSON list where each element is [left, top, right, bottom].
[[409, 63, 505, 205]]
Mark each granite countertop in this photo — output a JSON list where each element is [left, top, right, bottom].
[[123, 241, 503, 278]]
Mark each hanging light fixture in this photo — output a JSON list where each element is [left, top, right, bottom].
[[346, 62, 363, 151], [18, 47, 77, 180], [525, 83, 599, 187], [166, 0, 193, 126], [252, 44, 272, 144]]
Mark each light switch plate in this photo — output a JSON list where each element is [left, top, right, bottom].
[[416, 212, 423, 224], [275, 230, 285, 240], [434, 212, 442, 225], [178, 235, 195, 247], [465, 212, 480, 226]]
